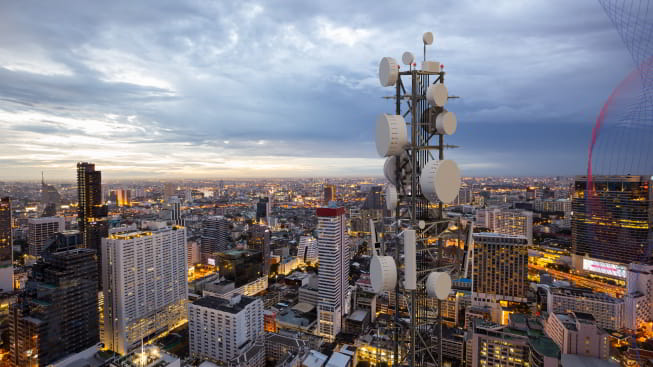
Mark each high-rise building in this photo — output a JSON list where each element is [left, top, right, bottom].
[[298, 236, 318, 265], [361, 186, 384, 210], [323, 184, 336, 205], [163, 183, 176, 201], [115, 189, 131, 207], [27, 216, 65, 257], [248, 224, 270, 275], [169, 196, 183, 226], [255, 197, 271, 225], [40, 173, 60, 209], [544, 286, 624, 330], [472, 233, 528, 324], [201, 216, 230, 264], [0, 197, 12, 292], [101, 225, 188, 354], [572, 175, 653, 265], [316, 206, 350, 341], [76, 162, 108, 251], [476, 208, 533, 244], [189, 295, 264, 365], [9, 246, 98, 367]]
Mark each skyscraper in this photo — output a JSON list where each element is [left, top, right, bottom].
[[316, 206, 350, 341], [572, 175, 653, 266], [255, 197, 271, 225], [27, 216, 65, 257], [169, 196, 183, 226], [9, 246, 98, 366], [323, 184, 336, 205], [0, 197, 12, 292], [200, 216, 230, 264], [248, 224, 270, 275], [76, 162, 108, 251], [101, 224, 188, 354], [472, 233, 528, 324]]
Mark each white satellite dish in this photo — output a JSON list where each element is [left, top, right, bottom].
[[402, 51, 415, 66], [419, 159, 461, 204], [436, 110, 457, 135], [376, 114, 408, 157], [371, 255, 397, 294], [383, 152, 412, 187], [418, 220, 426, 230], [426, 84, 448, 107], [385, 184, 398, 211], [379, 57, 399, 87], [426, 271, 452, 300], [423, 32, 434, 45]]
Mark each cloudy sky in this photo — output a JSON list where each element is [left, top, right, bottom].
[[0, 0, 636, 180]]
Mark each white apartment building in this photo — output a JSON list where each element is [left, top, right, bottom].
[[189, 295, 263, 365], [28, 216, 65, 256], [546, 286, 624, 330], [316, 207, 350, 341], [101, 225, 188, 354], [624, 263, 653, 330]]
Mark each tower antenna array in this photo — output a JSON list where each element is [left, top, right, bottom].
[[371, 32, 466, 367]]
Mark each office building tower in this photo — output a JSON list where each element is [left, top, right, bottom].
[[468, 317, 560, 367], [189, 295, 264, 365], [472, 233, 528, 324], [77, 162, 108, 251], [248, 224, 270, 275], [188, 237, 201, 267], [255, 197, 271, 225], [544, 312, 610, 359], [572, 175, 653, 265], [163, 183, 176, 201], [0, 197, 12, 292], [200, 216, 230, 264], [169, 196, 183, 226], [40, 173, 60, 208], [185, 187, 193, 203], [9, 246, 98, 366], [298, 236, 318, 265], [101, 225, 188, 354], [476, 208, 533, 244], [115, 189, 131, 207], [316, 206, 350, 341], [323, 184, 336, 205], [544, 286, 624, 330], [27, 216, 65, 257], [361, 186, 384, 210]]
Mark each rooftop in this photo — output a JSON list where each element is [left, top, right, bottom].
[[192, 295, 257, 314]]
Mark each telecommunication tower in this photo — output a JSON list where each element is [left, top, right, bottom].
[[369, 32, 468, 367]]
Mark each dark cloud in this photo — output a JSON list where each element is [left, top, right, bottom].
[[0, 0, 636, 179]]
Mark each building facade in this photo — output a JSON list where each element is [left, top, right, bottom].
[[27, 216, 65, 257], [0, 197, 13, 292], [545, 286, 624, 330], [76, 162, 108, 252], [9, 247, 98, 367], [101, 225, 188, 354], [316, 206, 350, 341], [572, 175, 653, 265], [476, 209, 533, 244], [298, 236, 318, 265], [189, 295, 263, 364], [544, 312, 610, 359], [201, 216, 230, 264]]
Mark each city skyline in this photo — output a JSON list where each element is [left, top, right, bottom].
[[0, 0, 636, 180]]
